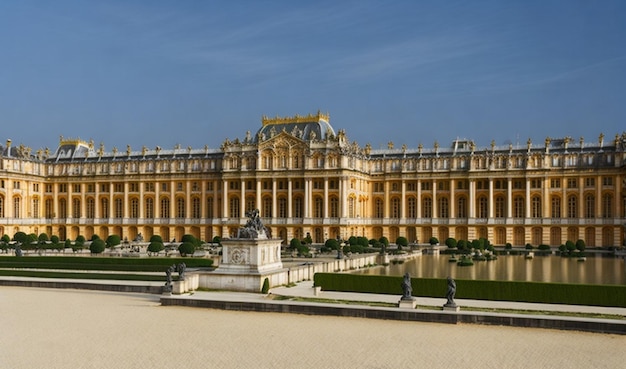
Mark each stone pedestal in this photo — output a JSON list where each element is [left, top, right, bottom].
[[313, 286, 322, 296], [442, 304, 460, 312], [219, 238, 283, 274], [398, 298, 417, 309]]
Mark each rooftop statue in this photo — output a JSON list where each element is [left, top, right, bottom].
[[237, 209, 272, 239]]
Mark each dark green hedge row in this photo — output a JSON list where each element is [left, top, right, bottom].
[[313, 273, 626, 308], [0, 256, 212, 272], [0, 269, 166, 282]]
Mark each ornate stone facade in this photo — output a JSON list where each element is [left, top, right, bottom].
[[0, 115, 625, 247]]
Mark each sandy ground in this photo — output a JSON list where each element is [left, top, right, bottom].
[[1, 287, 625, 369]]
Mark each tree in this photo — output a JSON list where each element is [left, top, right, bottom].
[[75, 235, 86, 245], [324, 238, 339, 251], [429, 237, 439, 245], [445, 238, 457, 248], [565, 240, 576, 254], [150, 235, 163, 243], [147, 241, 165, 256], [90, 239, 106, 254], [38, 233, 49, 243], [396, 237, 408, 247], [212, 236, 222, 245], [178, 242, 195, 257], [379, 236, 389, 247], [50, 235, 60, 244], [261, 278, 270, 294], [182, 234, 201, 247], [106, 235, 121, 248], [575, 239, 586, 252]]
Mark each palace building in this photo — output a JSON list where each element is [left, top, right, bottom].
[[1, 112, 625, 247]]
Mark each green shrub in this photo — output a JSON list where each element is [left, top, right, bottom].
[[348, 236, 358, 245], [395, 237, 408, 247], [91, 234, 100, 241], [445, 237, 457, 248], [565, 240, 576, 252], [38, 233, 49, 243], [576, 239, 586, 252], [212, 236, 222, 245], [182, 234, 201, 247], [1, 235, 10, 243], [357, 237, 369, 247], [89, 239, 106, 254], [289, 238, 302, 250], [50, 235, 60, 244], [313, 273, 626, 308], [538, 244, 550, 250], [429, 237, 439, 245], [76, 235, 86, 244], [261, 278, 270, 294], [106, 235, 121, 248], [525, 243, 533, 250], [150, 235, 163, 243], [147, 242, 165, 256], [178, 242, 195, 256], [325, 238, 339, 251], [379, 236, 389, 247]]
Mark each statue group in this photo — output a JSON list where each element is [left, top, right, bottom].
[[237, 209, 272, 239]]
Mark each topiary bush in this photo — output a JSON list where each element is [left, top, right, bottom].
[[429, 237, 439, 245], [324, 238, 339, 251], [150, 235, 163, 243], [445, 237, 457, 248], [261, 277, 270, 294], [147, 241, 165, 256], [178, 242, 195, 257], [379, 236, 389, 247], [106, 235, 121, 248], [395, 237, 408, 247], [90, 239, 106, 254], [289, 238, 302, 250], [525, 243, 534, 250]]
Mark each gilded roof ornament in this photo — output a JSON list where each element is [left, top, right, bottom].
[[261, 111, 330, 126]]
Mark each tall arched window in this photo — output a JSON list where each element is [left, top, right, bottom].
[[513, 196, 524, 218], [192, 197, 201, 218], [86, 198, 95, 218], [407, 197, 416, 218], [13, 197, 20, 218], [422, 197, 432, 218], [145, 198, 154, 218], [494, 196, 505, 218], [457, 197, 466, 218], [100, 198, 108, 218], [375, 198, 384, 218], [160, 198, 170, 218], [330, 197, 339, 218], [130, 198, 139, 218], [567, 195, 577, 218], [294, 197, 303, 218], [206, 197, 213, 218], [177, 197, 186, 218], [314, 197, 323, 218], [115, 198, 123, 218], [602, 194, 613, 218], [278, 197, 287, 218], [262, 197, 272, 218], [348, 197, 355, 218], [229, 197, 239, 218], [72, 198, 81, 218], [0, 196, 4, 217], [437, 197, 448, 218], [585, 194, 595, 218], [59, 198, 67, 218], [551, 197, 561, 218], [477, 197, 487, 218], [391, 197, 400, 218], [531, 196, 541, 218]]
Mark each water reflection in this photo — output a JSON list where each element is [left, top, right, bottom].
[[356, 255, 626, 285]]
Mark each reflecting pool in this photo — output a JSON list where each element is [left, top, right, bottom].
[[355, 254, 626, 285]]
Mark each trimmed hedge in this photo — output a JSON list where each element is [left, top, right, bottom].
[[0, 256, 212, 272], [313, 273, 626, 308]]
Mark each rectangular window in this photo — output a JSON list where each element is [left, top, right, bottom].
[[550, 179, 561, 189], [567, 178, 577, 189]]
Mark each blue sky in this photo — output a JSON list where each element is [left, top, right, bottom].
[[1, 0, 624, 152]]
